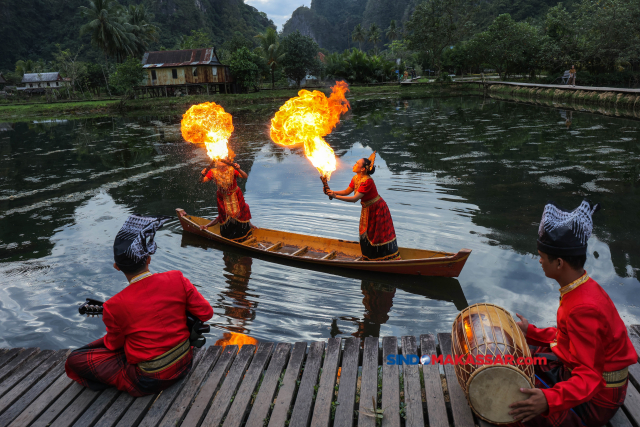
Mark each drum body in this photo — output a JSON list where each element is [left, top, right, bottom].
[[451, 303, 535, 424]]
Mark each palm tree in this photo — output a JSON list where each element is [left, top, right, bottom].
[[79, 0, 135, 63], [255, 27, 285, 90], [352, 24, 366, 51], [386, 20, 399, 41], [368, 23, 381, 54], [125, 4, 159, 57]]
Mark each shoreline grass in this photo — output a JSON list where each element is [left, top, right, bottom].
[[0, 83, 480, 122]]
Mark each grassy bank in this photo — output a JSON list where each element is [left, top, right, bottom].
[[0, 83, 480, 122]]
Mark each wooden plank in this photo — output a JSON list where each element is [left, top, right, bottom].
[[419, 334, 448, 427], [334, 337, 360, 427], [626, 327, 640, 386], [321, 251, 337, 260], [381, 337, 400, 427], [180, 345, 238, 427], [358, 337, 379, 427], [292, 246, 309, 257], [31, 382, 85, 427], [401, 336, 425, 427], [0, 348, 21, 371], [160, 346, 222, 426], [609, 407, 634, 427], [311, 338, 342, 427], [50, 387, 102, 427], [267, 342, 307, 427], [438, 333, 474, 427], [8, 373, 74, 427], [223, 342, 275, 427], [266, 242, 283, 252], [137, 348, 206, 427], [0, 349, 69, 417], [0, 348, 39, 385], [622, 382, 640, 425], [0, 349, 53, 399], [289, 341, 325, 427], [200, 344, 256, 427], [243, 237, 257, 245], [115, 394, 156, 427], [0, 353, 69, 426], [70, 388, 120, 427], [93, 392, 135, 427], [245, 343, 291, 427]]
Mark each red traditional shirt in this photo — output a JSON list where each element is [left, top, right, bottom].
[[206, 168, 240, 193], [349, 176, 379, 202], [102, 271, 214, 365], [526, 273, 637, 414]]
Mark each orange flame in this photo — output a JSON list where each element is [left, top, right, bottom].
[[270, 81, 350, 179], [181, 102, 234, 161], [214, 332, 258, 349]]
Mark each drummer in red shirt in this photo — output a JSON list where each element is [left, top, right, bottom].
[[509, 200, 637, 426], [65, 214, 214, 396]]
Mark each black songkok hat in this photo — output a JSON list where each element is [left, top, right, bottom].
[[113, 214, 171, 273], [537, 199, 600, 257]]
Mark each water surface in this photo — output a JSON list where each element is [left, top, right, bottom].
[[0, 96, 638, 349]]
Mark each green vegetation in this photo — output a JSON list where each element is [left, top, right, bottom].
[[229, 48, 265, 93], [325, 50, 395, 84], [281, 32, 323, 88], [255, 28, 286, 90]]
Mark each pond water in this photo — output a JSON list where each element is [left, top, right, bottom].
[[0, 96, 639, 349]]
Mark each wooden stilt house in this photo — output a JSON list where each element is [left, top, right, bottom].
[[140, 48, 236, 96]]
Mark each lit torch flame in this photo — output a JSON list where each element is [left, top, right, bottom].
[[181, 102, 234, 161], [215, 332, 258, 350], [270, 81, 350, 180]]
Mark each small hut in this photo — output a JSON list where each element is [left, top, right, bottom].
[[18, 72, 68, 93], [140, 48, 236, 96]]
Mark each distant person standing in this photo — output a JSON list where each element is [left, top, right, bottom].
[[568, 65, 577, 87], [403, 70, 409, 81]]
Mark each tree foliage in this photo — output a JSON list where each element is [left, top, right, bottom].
[[178, 29, 213, 49], [109, 56, 143, 96], [325, 49, 395, 83], [281, 31, 322, 87], [255, 28, 285, 89], [228, 47, 263, 92], [405, 0, 476, 72]]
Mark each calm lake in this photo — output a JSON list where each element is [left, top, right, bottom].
[[0, 95, 639, 349]]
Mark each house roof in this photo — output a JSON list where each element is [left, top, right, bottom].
[[22, 72, 62, 83], [0, 73, 7, 84], [141, 48, 223, 69]]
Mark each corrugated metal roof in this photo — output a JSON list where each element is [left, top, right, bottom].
[[22, 72, 62, 83], [141, 48, 223, 68]]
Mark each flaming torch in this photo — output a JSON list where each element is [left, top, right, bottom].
[[270, 81, 351, 194], [181, 102, 235, 177]]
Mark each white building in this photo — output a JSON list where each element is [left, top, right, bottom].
[[18, 72, 69, 92]]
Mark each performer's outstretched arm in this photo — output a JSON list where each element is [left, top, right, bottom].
[[329, 190, 364, 203]]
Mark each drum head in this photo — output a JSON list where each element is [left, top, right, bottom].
[[468, 366, 532, 424]]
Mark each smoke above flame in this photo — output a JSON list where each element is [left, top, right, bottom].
[[270, 81, 351, 179], [181, 102, 234, 161]]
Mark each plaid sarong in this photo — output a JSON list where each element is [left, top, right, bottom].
[[65, 337, 193, 397], [507, 345, 627, 427], [359, 197, 400, 261]]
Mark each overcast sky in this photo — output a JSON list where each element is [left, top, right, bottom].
[[246, 0, 311, 31]]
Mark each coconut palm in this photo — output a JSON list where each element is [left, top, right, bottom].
[[255, 27, 285, 89], [126, 4, 159, 57], [386, 20, 399, 41], [352, 24, 366, 51], [79, 0, 136, 62], [368, 23, 381, 54]]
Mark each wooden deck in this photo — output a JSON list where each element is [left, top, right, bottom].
[[1, 327, 640, 427]]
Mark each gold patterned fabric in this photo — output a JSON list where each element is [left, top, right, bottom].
[[137, 339, 190, 373]]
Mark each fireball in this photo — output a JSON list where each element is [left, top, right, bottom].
[[181, 102, 234, 161], [270, 81, 350, 179]]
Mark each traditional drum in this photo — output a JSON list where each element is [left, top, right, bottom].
[[451, 303, 534, 424]]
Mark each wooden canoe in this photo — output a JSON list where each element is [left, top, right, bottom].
[[177, 208, 471, 277]]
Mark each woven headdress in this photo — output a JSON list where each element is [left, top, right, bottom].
[[537, 200, 600, 256], [114, 214, 171, 272]]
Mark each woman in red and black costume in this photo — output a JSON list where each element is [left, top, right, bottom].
[[199, 159, 254, 242], [327, 152, 401, 261]]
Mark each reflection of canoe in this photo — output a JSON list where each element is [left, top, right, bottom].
[[177, 209, 471, 277]]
